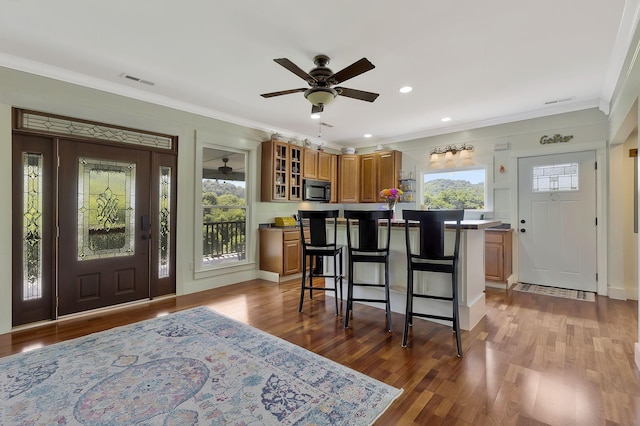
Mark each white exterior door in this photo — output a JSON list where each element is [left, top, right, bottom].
[[518, 151, 597, 291]]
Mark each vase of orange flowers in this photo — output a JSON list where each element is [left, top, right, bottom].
[[379, 187, 403, 219]]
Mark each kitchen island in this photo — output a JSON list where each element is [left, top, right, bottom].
[[324, 218, 500, 331]]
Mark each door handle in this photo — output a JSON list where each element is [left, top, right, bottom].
[[520, 228, 526, 233], [141, 234, 149, 240]]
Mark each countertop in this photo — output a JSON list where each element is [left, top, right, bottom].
[[260, 219, 503, 230]]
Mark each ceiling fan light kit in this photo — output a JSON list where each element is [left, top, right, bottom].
[[261, 54, 379, 114], [304, 88, 337, 107]]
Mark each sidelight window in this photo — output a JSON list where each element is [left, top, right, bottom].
[[22, 153, 43, 301]]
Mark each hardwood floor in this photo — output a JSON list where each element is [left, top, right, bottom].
[[1, 279, 639, 425]]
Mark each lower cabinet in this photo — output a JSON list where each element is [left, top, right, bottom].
[[485, 228, 513, 283], [259, 228, 306, 276]]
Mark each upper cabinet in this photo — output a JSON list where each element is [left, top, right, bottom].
[[317, 151, 332, 181], [303, 149, 318, 179], [338, 154, 360, 203], [359, 153, 379, 202], [330, 154, 338, 203], [261, 143, 398, 204], [360, 150, 402, 203], [260, 140, 303, 202], [303, 149, 332, 181]]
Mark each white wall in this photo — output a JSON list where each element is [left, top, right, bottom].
[[606, 12, 640, 370]]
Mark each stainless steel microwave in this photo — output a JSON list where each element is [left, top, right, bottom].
[[303, 179, 331, 202]]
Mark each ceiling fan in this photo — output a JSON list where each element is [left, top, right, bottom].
[[218, 158, 232, 174], [260, 54, 379, 114]]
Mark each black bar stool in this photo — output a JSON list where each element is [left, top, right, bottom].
[[401, 209, 464, 356], [343, 209, 393, 331], [298, 210, 344, 315]]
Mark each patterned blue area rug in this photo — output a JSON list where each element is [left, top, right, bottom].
[[1, 307, 402, 425]]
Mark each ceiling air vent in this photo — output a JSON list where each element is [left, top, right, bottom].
[[544, 96, 575, 105], [121, 73, 155, 86]]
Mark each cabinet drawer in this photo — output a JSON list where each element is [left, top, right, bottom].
[[283, 230, 300, 241], [485, 231, 504, 244]]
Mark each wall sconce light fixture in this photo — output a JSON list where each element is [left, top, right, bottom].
[[429, 143, 474, 161]]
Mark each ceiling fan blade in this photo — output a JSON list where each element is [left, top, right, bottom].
[[261, 88, 307, 98], [335, 87, 379, 102], [311, 104, 324, 114], [330, 58, 375, 84], [274, 58, 316, 82]]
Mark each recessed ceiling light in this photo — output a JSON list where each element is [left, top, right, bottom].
[[364, 133, 372, 138], [310, 113, 321, 119], [441, 117, 452, 122], [399, 86, 413, 93]]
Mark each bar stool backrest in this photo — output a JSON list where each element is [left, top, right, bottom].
[[403, 210, 464, 260], [343, 210, 392, 252], [298, 210, 340, 249]]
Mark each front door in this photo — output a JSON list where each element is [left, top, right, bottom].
[[517, 151, 597, 291], [12, 110, 177, 326], [57, 140, 151, 315]]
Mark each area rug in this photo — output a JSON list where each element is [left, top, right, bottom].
[[513, 282, 596, 302], [0, 307, 402, 425]]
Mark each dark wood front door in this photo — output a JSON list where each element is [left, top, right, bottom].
[[57, 140, 151, 315]]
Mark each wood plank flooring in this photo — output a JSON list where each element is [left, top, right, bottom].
[[1, 279, 639, 425]]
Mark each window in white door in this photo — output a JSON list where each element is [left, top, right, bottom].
[[532, 163, 578, 192]]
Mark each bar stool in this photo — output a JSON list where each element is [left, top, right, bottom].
[[401, 209, 464, 356], [343, 209, 393, 331], [298, 210, 344, 315]]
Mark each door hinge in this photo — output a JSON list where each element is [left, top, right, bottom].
[[596, 273, 598, 282], [595, 217, 597, 226], [595, 161, 598, 170]]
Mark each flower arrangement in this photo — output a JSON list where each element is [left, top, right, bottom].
[[379, 188, 403, 210]]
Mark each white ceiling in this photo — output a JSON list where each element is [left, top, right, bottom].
[[0, 1, 636, 148]]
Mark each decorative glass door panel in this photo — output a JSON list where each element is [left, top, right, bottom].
[[77, 158, 136, 261]]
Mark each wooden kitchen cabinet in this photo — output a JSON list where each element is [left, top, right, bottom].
[[360, 153, 379, 202], [303, 149, 332, 181], [338, 154, 360, 203], [378, 150, 402, 194], [259, 227, 307, 276], [303, 149, 318, 180], [359, 150, 402, 203], [485, 228, 513, 283], [261, 140, 303, 202], [330, 154, 338, 203], [317, 151, 332, 181]]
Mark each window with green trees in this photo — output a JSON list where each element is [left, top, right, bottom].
[[423, 167, 486, 210], [199, 147, 247, 269]]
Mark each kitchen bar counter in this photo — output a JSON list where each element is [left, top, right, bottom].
[[323, 218, 500, 331]]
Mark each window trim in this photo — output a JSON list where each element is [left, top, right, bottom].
[[194, 141, 250, 273], [419, 163, 493, 213]]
